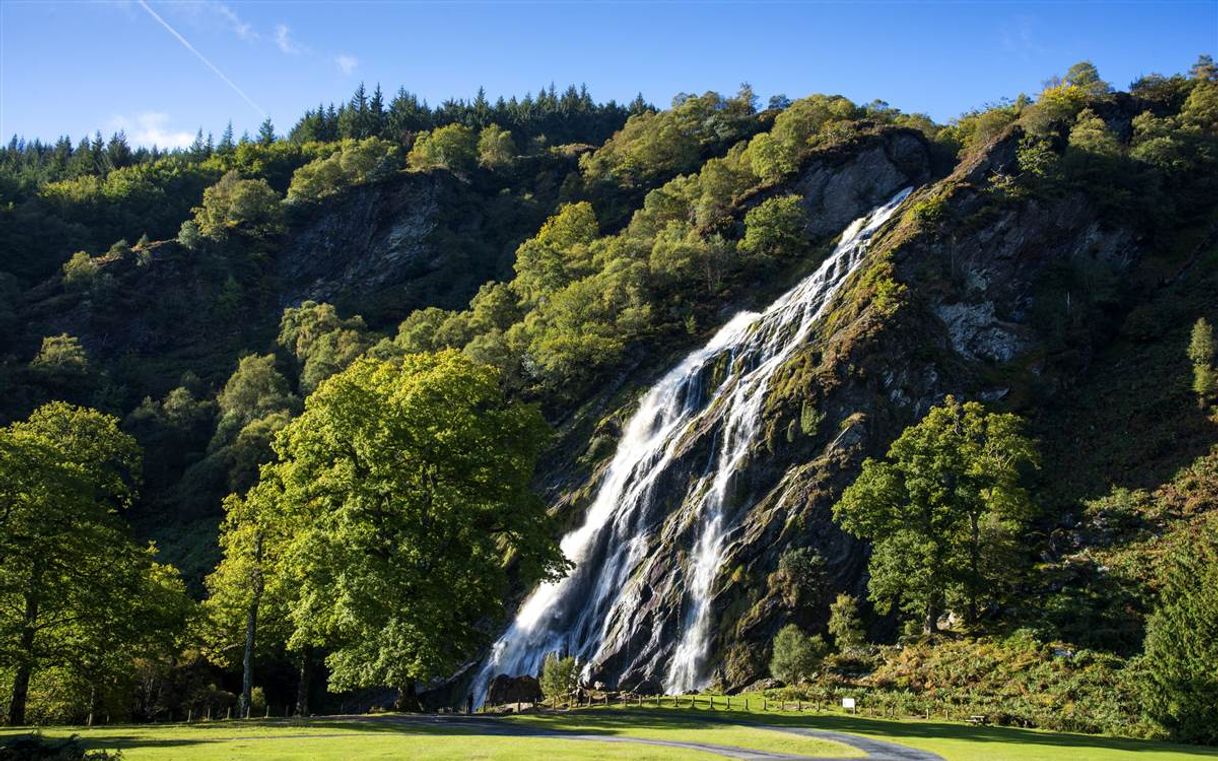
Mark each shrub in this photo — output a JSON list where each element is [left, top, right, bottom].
[[61, 252, 99, 291], [539, 653, 579, 707], [769, 624, 827, 686]]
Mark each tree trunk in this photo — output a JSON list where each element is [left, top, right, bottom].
[[923, 592, 941, 636], [968, 512, 980, 625], [7, 591, 39, 726], [238, 535, 264, 720], [394, 681, 421, 713], [295, 646, 312, 717]]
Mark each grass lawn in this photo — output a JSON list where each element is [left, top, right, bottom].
[[3, 705, 1216, 760], [528, 701, 1218, 761], [503, 709, 862, 756], [0, 719, 714, 760]]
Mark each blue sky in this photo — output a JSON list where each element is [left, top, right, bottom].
[[2, 1, 1215, 148]]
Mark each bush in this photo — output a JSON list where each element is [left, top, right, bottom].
[[61, 252, 99, 291], [0, 733, 121, 760], [769, 624, 827, 686], [539, 653, 578, 707], [739, 195, 807, 258]]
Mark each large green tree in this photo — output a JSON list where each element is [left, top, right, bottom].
[[202, 476, 298, 719], [833, 397, 1038, 633], [268, 351, 567, 707], [0, 403, 189, 725], [1141, 515, 1218, 743]]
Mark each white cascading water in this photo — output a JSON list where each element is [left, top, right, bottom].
[[472, 187, 912, 703]]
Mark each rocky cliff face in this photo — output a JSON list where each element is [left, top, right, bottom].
[[277, 170, 529, 323], [489, 129, 936, 694], [522, 127, 1145, 693], [13, 169, 535, 395], [698, 129, 1142, 688]]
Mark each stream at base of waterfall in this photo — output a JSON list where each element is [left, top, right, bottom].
[[472, 187, 914, 705]]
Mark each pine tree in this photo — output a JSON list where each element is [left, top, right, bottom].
[[1188, 318, 1217, 408], [218, 121, 235, 154], [1141, 516, 1218, 743], [257, 118, 276, 146], [827, 594, 867, 652]]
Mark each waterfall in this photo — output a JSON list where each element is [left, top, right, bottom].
[[472, 187, 912, 703]]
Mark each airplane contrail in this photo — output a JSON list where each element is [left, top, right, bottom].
[[136, 0, 267, 118]]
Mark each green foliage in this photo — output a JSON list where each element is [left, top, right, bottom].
[[0, 403, 190, 726], [211, 354, 297, 450], [60, 252, 99, 291], [944, 102, 1021, 157], [192, 171, 284, 241], [277, 301, 373, 393], [1021, 83, 1089, 137], [1067, 109, 1122, 158], [539, 653, 578, 707], [744, 95, 860, 183], [477, 125, 517, 169], [28, 335, 88, 380], [863, 632, 1156, 736], [833, 397, 1039, 632], [176, 220, 201, 250], [268, 351, 567, 692], [1063, 61, 1111, 98], [739, 195, 807, 258], [407, 124, 478, 174], [202, 476, 297, 717], [286, 138, 401, 203], [0, 731, 123, 759], [827, 594, 867, 652], [798, 401, 824, 437], [1016, 135, 1062, 183], [1187, 317, 1217, 407], [511, 202, 599, 306], [648, 223, 732, 292], [579, 87, 759, 188], [768, 624, 827, 686], [1139, 515, 1218, 743], [772, 548, 827, 609]]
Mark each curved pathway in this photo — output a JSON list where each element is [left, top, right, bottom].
[[350, 713, 945, 760]]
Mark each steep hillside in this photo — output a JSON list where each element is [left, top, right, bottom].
[[2, 64, 1216, 739]]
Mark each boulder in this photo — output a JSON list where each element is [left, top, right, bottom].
[[486, 674, 542, 706]]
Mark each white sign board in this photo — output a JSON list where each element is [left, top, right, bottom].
[[841, 697, 856, 709]]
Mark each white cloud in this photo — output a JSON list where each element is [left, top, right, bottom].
[[212, 2, 255, 41], [334, 54, 359, 75], [274, 24, 306, 54], [166, 0, 258, 41], [111, 113, 196, 149]]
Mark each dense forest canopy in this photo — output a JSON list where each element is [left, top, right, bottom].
[[1, 57, 1217, 743]]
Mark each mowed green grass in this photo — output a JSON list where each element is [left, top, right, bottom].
[[503, 710, 862, 756], [522, 702, 1218, 761], [0, 719, 712, 761], [4, 705, 1217, 761]]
